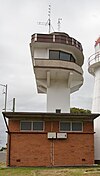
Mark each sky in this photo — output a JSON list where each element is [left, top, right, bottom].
[[0, 0, 100, 146]]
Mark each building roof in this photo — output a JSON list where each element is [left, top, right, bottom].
[[2, 112, 99, 121], [95, 37, 100, 46]]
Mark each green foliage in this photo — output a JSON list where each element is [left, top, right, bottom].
[[70, 107, 91, 114]]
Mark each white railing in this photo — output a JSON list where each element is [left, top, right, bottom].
[[88, 52, 100, 67]]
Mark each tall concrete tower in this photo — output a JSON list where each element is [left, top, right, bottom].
[[88, 37, 100, 162], [30, 32, 84, 113]]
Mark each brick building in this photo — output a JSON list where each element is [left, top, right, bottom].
[[3, 112, 99, 166], [2, 32, 99, 166]]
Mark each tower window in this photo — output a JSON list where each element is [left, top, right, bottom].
[[49, 50, 59, 60], [60, 51, 70, 61], [49, 50, 75, 63]]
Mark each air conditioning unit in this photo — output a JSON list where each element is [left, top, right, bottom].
[[57, 133, 67, 139], [47, 132, 56, 139]]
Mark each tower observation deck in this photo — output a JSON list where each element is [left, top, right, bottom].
[[30, 32, 84, 113]]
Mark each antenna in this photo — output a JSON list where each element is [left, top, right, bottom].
[[58, 18, 62, 32], [12, 98, 15, 112], [48, 4, 51, 33], [37, 5, 53, 33]]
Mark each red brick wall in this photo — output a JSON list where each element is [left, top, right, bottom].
[[7, 119, 94, 166]]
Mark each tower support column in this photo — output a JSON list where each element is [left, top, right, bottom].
[[47, 80, 70, 113]]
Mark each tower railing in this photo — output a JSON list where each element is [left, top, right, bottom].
[[31, 33, 83, 52], [88, 52, 100, 67]]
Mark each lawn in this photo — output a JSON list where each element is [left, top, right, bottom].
[[0, 163, 100, 176]]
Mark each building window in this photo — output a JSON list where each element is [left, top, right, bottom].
[[20, 121, 32, 131], [60, 122, 70, 131], [60, 51, 70, 61], [49, 50, 59, 60], [72, 122, 82, 131], [70, 55, 75, 62], [49, 50, 75, 63], [33, 121, 44, 131], [20, 121, 44, 131], [60, 121, 83, 132]]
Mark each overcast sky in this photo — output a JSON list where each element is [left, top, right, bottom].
[[0, 0, 100, 146]]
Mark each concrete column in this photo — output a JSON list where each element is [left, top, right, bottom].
[[47, 80, 70, 113]]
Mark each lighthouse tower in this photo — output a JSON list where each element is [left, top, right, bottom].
[[88, 37, 100, 162], [30, 32, 84, 113]]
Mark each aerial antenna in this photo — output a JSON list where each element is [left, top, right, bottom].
[[58, 18, 62, 32], [48, 4, 51, 33], [37, 5, 53, 33]]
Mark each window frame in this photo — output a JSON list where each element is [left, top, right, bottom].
[[32, 121, 44, 132], [71, 121, 83, 132], [49, 50, 60, 60], [60, 51, 70, 61], [20, 121, 32, 131], [49, 50, 75, 63], [59, 121, 83, 132], [20, 121, 45, 132], [59, 121, 71, 132]]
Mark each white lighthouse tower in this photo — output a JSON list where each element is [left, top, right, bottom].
[[30, 32, 84, 113], [88, 37, 100, 162]]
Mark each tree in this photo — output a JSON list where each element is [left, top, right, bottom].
[[70, 107, 91, 114]]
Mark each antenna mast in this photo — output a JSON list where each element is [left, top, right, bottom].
[[58, 18, 62, 32], [48, 5, 51, 33], [37, 5, 53, 33]]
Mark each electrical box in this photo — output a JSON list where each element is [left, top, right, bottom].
[[47, 132, 56, 139], [57, 133, 67, 139]]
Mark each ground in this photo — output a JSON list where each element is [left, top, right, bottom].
[[0, 166, 100, 176]]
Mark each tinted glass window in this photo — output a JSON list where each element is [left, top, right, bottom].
[[49, 50, 59, 59], [60, 52, 70, 61], [21, 122, 32, 130], [70, 55, 75, 62], [72, 122, 82, 131], [60, 122, 70, 131], [49, 50, 76, 63], [33, 122, 43, 131]]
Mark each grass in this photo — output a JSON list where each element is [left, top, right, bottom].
[[0, 163, 100, 176]]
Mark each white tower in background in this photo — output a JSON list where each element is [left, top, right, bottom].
[[30, 32, 84, 113], [88, 37, 100, 162]]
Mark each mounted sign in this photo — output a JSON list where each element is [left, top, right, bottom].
[[47, 132, 56, 139], [57, 133, 67, 139]]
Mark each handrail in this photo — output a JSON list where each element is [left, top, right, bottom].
[[88, 51, 100, 67], [31, 33, 83, 52]]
